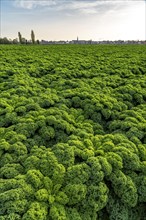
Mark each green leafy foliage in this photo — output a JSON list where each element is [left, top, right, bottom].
[[0, 44, 146, 219]]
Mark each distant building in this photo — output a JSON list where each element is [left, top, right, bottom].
[[39, 39, 146, 45], [71, 37, 92, 44]]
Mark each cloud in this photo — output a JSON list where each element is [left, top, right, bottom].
[[14, 0, 57, 10], [57, 0, 144, 15], [57, 0, 129, 15], [57, 1, 99, 12], [13, 0, 145, 15]]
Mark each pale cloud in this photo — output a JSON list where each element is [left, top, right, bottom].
[[56, 1, 101, 14], [56, 0, 137, 15], [14, 0, 57, 10], [12, 0, 116, 10], [79, 8, 98, 15], [13, 0, 146, 15]]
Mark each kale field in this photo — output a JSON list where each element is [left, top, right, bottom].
[[0, 44, 146, 220]]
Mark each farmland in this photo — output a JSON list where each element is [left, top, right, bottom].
[[0, 44, 146, 220]]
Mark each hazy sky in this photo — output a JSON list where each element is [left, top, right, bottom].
[[1, 0, 146, 41]]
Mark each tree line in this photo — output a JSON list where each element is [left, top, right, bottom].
[[0, 30, 39, 45]]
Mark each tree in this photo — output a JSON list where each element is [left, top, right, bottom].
[[13, 38, 19, 44], [18, 32, 22, 44], [21, 38, 27, 44], [31, 30, 35, 44], [0, 37, 12, 44]]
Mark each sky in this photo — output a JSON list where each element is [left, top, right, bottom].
[[0, 0, 146, 41]]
